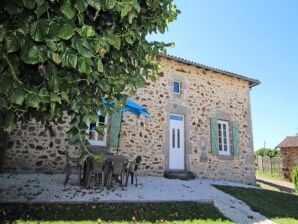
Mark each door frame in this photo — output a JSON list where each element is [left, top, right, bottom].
[[168, 113, 186, 171]]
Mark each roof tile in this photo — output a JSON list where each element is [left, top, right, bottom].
[[276, 136, 298, 148]]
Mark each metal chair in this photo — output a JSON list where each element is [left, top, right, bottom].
[[125, 155, 142, 187], [64, 151, 81, 186]]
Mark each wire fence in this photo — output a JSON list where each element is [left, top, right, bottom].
[[255, 155, 282, 175]]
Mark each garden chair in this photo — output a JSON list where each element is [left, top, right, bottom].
[[109, 155, 128, 188], [64, 151, 81, 186], [125, 155, 142, 187], [87, 158, 106, 187]]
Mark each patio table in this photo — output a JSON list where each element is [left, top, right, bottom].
[[82, 149, 114, 186]]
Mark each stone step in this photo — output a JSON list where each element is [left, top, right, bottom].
[[164, 170, 195, 180]]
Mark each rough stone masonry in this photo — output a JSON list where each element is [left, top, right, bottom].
[[1, 55, 259, 184]]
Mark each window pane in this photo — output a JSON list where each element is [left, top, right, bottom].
[[219, 144, 222, 151], [173, 82, 180, 93], [89, 123, 96, 131], [98, 115, 105, 124], [172, 128, 175, 148], [224, 144, 227, 151]]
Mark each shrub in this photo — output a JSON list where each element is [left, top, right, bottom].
[[292, 166, 298, 192]]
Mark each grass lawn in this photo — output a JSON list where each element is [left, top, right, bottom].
[[213, 185, 298, 224], [0, 202, 233, 224], [257, 181, 282, 192], [256, 170, 284, 181]]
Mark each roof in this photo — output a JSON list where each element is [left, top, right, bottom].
[[276, 136, 298, 148], [158, 54, 261, 88]]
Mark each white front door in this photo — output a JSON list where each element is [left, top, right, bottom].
[[169, 114, 185, 170]]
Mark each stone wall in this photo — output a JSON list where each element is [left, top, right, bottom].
[[119, 57, 255, 184], [280, 147, 298, 179], [1, 57, 256, 184], [1, 115, 81, 172]]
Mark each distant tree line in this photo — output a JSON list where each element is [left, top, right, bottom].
[[254, 148, 280, 158]]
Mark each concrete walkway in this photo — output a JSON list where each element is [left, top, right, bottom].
[[256, 176, 295, 193], [0, 173, 276, 224]]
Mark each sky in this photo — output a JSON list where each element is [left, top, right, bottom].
[[148, 0, 298, 150]]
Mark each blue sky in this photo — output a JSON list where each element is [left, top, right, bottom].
[[149, 0, 298, 150]]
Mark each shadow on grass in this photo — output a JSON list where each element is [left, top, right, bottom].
[[1, 202, 232, 223], [213, 185, 298, 224]]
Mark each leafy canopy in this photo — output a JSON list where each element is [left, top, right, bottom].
[[0, 0, 179, 149], [254, 148, 280, 158]]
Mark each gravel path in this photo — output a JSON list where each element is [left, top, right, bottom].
[[0, 173, 275, 224]]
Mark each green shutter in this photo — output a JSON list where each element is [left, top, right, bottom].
[[232, 121, 240, 156], [109, 111, 122, 148], [210, 117, 219, 155]]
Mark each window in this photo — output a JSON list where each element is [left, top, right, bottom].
[[88, 110, 108, 146], [217, 120, 230, 155], [173, 81, 181, 94]]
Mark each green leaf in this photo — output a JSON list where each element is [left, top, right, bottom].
[[61, 51, 78, 69], [79, 150, 90, 164], [97, 58, 103, 73], [78, 57, 92, 75], [4, 113, 15, 133], [30, 19, 49, 42], [58, 23, 75, 40], [121, 5, 132, 18], [74, 0, 88, 12], [46, 40, 57, 51], [5, 34, 20, 53], [25, 94, 41, 108], [34, 1, 49, 18], [0, 26, 7, 42], [52, 53, 61, 64], [81, 25, 96, 38], [106, 35, 121, 50], [89, 111, 98, 123], [124, 32, 135, 45], [50, 95, 61, 104], [11, 89, 26, 106], [86, 0, 101, 11], [72, 36, 93, 58], [105, 0, 117, 9], [61, 92, 69, 102], [60, 3, 76, 20], [99, 81, 110, 92], [23, 0, 36, 9], [35, 0, 45, 5], [20, 45, 46, 64]]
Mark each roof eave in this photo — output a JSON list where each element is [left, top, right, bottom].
[[158, 54, 261, 88]]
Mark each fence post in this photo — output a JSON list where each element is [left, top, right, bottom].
[[269, 157, 272, 174]]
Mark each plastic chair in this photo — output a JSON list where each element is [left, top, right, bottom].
[[125, 155, 142, 187], [64, 151, 81, 186], [110, 155, 128, 187]]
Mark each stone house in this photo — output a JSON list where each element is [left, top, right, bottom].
[[276, 136, 298, 179], [0, 54, 260, 184]]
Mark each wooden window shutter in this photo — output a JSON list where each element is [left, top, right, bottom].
[[232, 121, 240, 156], [210, 117, 219, 155], [109, 111, 122, 148]]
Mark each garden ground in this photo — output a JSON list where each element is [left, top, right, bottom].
[[2, 173, 297, 224]]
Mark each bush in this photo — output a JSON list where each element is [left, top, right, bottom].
[[255, 148, 280, 158], [292, 166, 298, 192]]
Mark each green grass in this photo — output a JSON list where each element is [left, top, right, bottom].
[[0, 202, 233, 224], [213, 185, 298, 224], [257, 181, 281, 192], [256, 170, 284, 181]]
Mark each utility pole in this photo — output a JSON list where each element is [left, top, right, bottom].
[[263, 141, 266, 149]]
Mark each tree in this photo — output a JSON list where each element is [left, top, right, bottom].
[[0, 0, 179, 153], [254, 148, 280, 158]]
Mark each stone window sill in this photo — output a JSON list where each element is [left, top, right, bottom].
[[216, 154, 234, 160]]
